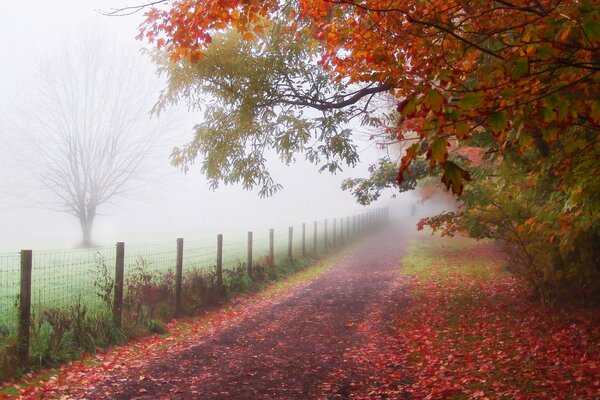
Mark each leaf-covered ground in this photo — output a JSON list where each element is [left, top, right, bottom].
[[359, 236, 600, 399], [3, 228, 600, 399]]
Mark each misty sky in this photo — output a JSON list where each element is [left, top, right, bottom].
[[0, 1, 420, 251]]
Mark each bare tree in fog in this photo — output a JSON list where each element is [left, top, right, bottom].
[[12, 31, 164, 247]]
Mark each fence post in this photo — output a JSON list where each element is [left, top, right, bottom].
[[216, 234, 223, 293], [324, 219, 328, 250], [175, 238, 183, 317], [313, 221, 318, 254], [247, 231, 253, 277], [113, 242, 124, 327], [302, 223, 306, 257], [18, 249, 32, 366], [288, 226, 293, 260], [269, 228, 275, 267]]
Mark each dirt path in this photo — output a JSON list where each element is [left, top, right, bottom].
[[80, 226, 411, 400]]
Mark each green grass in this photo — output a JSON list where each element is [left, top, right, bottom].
[[400, 235, 506, 282]]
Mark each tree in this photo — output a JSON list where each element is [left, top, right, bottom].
[[151, 23, 391, 196], [10, 32, 164, 247], [137, 0, 598, 190], [132, 0, 600, 303]]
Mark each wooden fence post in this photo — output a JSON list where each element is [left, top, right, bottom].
[[247, 231, 253, 277], [175, 238, 183, 317], [269, 228, 275, 267], [288, 226, 293, 260], [18, 249, 32, 366], [216, 234, 223, 293], [302, 223, 306, 257], [313, 221, 318, 254], [324, 219, 328, 250], [113, 242, 124, 327]]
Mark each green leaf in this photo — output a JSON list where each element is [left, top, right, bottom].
[[398, 97, 417, 119], [507, 57, 529, 80], [583, 19, 600, 42], [535, 43, 554, 60], [458, 92, 484, 111], [427, 136, 449, 169], [424, 89, 444, 112], [540, 107, 555, 123], [591, 100, 600, 124], [441, 161, 471, 195], [488, 111, 506, 134], [454, 121, 471, 139]]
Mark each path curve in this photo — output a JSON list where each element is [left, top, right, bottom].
[[82, 225, 411, 399]]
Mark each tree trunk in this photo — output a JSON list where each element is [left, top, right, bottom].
[[79, 212, 95, 248]]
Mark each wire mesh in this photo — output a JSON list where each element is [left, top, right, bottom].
[[123, 242, 177, 276], [294, 224, 305, 258], [0, 252, 20, 331], [183, 239, 217, 272], [252, 231, 270, 266], [30, 246, 115, 318], [222, 236, 248, 270], [273, 226, 291, 264]]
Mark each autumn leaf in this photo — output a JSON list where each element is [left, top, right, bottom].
[[440, 161, 471, 195], [427, 136, 449, 169], [423, 89, 444, 113], [397, 97, 417, 119]]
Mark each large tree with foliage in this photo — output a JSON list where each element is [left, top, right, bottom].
[[132, 0, 600, 301], [149, 22, 392, 196]]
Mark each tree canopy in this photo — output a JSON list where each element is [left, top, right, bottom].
[[138, 0, 600, 302], [140, 0, 599, 191]]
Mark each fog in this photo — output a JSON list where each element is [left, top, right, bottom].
[[0, 1, 425, 252]]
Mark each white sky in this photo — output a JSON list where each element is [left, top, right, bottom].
[[0, 0, 415, 251]]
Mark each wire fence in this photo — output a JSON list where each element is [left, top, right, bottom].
[[0, 252, 20, 329], [0, 209, 388, 342]]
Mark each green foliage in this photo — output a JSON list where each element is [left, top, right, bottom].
[[91, 252, 114, 310], [123, 257, 175, 324], [29, 300, 125, 369], [146, 319, 168, 335], [153, 25, 379, 196], [223, 264, 252, 296], [341, 158, 429, 205]]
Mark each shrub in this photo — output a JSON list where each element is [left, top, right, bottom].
[[123, 257, 175, 325], [181, 267, 219, 315]]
